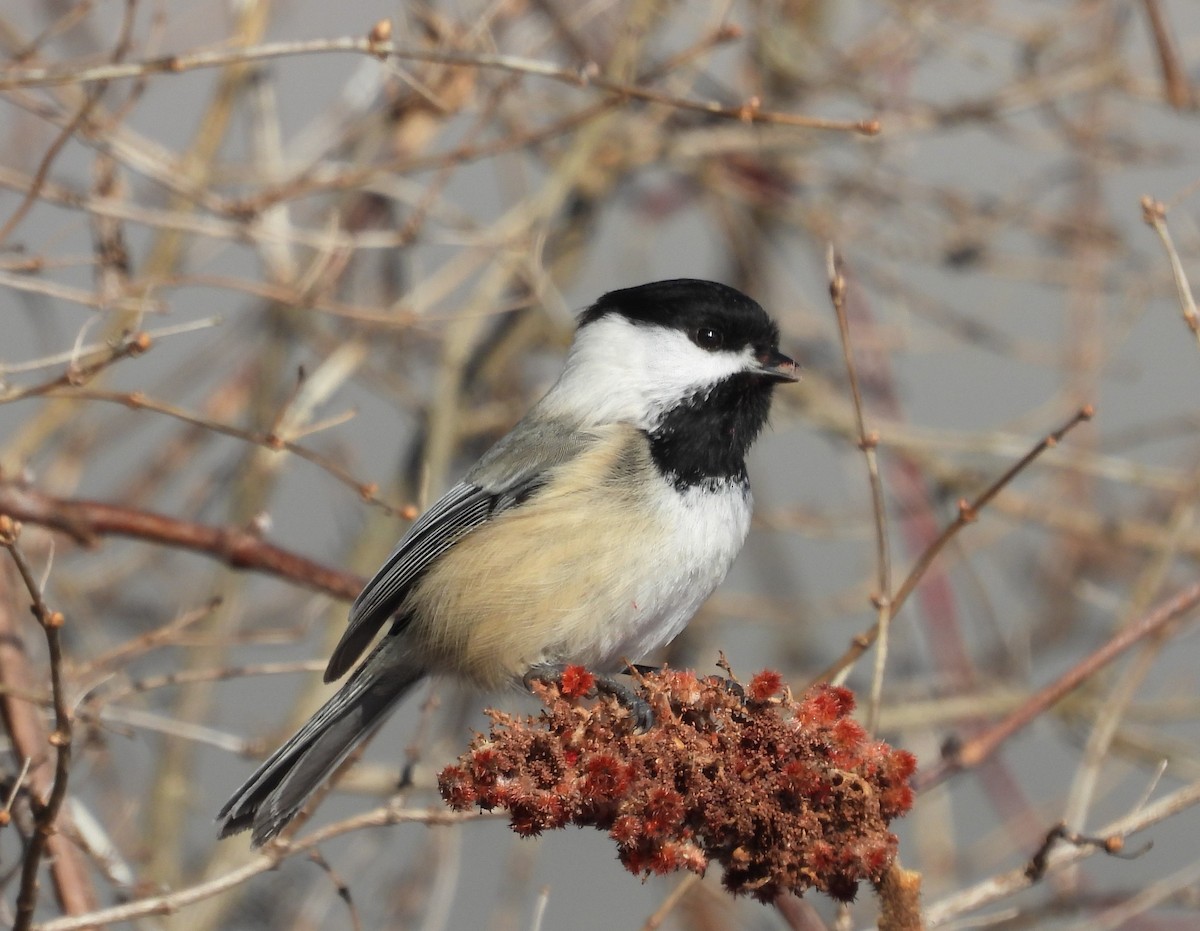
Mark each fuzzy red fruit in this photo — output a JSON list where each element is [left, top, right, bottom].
[[559, 665, 596, 698], [438, 670, 915, 904], [748, 669, 785, 701]]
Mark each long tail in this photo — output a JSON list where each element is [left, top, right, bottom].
[[217, 642, 424, 846]]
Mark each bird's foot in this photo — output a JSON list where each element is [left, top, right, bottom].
[[702, 674, 746, 701], [523, 663, 655, 732]]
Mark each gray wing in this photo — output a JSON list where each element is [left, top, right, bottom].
[[323, 417, 590, 682]]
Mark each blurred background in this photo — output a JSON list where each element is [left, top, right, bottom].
[[3, 1, 1200, 928]]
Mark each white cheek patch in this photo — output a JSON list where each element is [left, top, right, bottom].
[[547, 316, 752, 429]]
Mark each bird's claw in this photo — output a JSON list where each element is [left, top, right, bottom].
[[523, 663, 655, 732]]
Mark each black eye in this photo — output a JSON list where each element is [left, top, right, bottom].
[[693, 326, 724, 351]]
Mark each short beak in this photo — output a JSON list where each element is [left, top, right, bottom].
[[753, 348, 800, 383]]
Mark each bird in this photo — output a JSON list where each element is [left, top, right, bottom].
[[217, 278, 798, 845]]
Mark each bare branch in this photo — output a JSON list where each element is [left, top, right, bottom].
[[1141, 196, 1200, 349], [825, 247, 893, 731], [34, 806, 486, 931], [0, 517, 93, 929], [0, 36, 879, 135], [919, 580, 1200, 790], [814, 406, 1095, 686], [0, 482, 365, 600]]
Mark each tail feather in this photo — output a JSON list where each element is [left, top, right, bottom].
[[217, 644, 424, 845]]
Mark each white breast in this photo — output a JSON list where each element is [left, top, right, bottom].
[[587, 477, 753, 670]]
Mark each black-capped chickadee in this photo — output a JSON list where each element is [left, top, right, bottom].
[[218, 279, 798, 844]]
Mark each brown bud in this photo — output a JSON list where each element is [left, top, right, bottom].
[[369, 18, 392, 44]]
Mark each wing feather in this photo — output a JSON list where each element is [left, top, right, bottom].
[[324, 418, 587, 682]]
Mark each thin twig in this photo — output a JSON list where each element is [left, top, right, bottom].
[[0, 332, 152, 403], [825, 247, 893, 730], [1060, 467, 1200, 840], [33, 806, 492, 931], [528, 886, 550, 931], [97, 659, 328, 706], [925, 774, 1200, 926], [0, 0, 138, 248], [0, 316, 219, 378], [814, 405, 1095, 686], [1079, 855, 1200, 930], [918, 579, 1200, 789], [1141, 195, 1200, 349], [1024, 821, 1148, 883], [1139, 0, 1194, 110], [0, 36, 881, 135], [893, 405, 1094, 618], [306, 850, 362, 931], [1, 518, 78, 931], [0, 482, 365, 600], [72, 597, 223, 677], [0, 587, 97, 922], [641, 874, 698, 930], [24, 387, 407, 514]]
